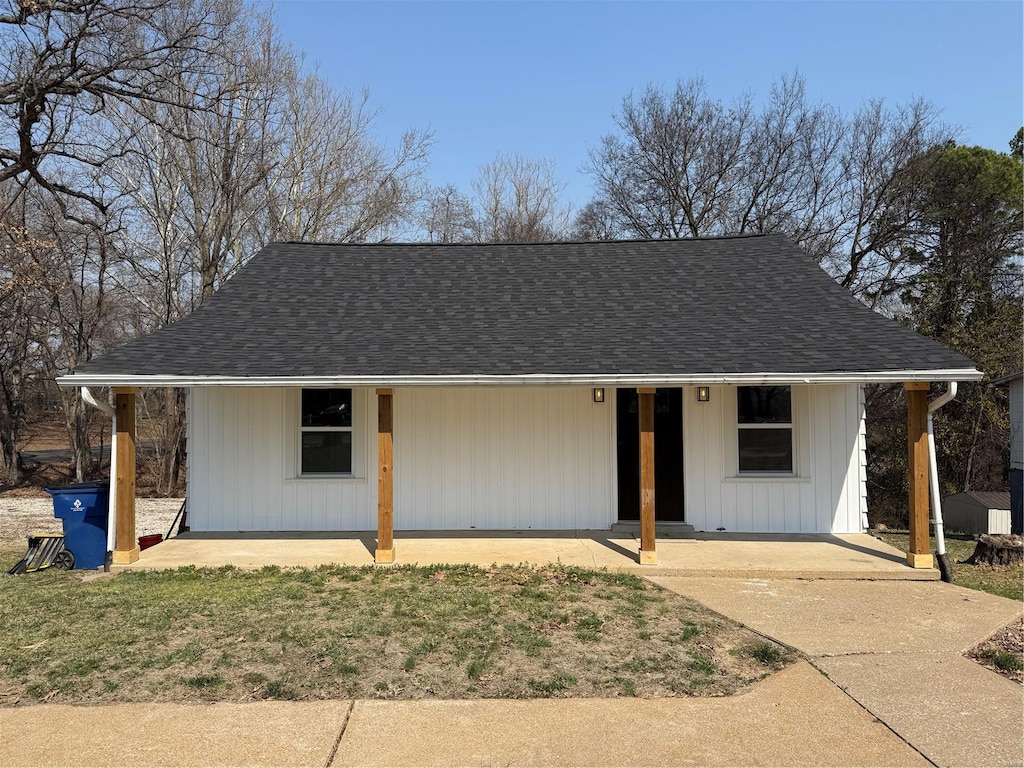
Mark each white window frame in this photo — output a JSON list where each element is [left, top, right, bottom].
[[736, 386, 795, 476], [299, 388, 354, 477]]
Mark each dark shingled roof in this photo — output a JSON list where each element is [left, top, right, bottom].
[[73, 235, 976, 378], [949, 491, 1012, 509]]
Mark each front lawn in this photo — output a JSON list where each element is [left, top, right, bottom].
[[0, 560, 792, 705], [873, 531, 1023, 602]]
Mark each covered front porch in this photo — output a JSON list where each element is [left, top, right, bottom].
[[102, 383, 941, 571], [116, 529, 938, 580]]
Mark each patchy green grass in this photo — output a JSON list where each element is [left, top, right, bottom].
[[0, 559, 792, 704], [873, 531, 1023, 601], [982, 649, 1023, 673], [743, 642, 786, 667]]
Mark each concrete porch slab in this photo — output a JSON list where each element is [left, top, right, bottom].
[[121, 530, 937, 580]]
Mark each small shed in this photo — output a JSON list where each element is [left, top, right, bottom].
[[943, 491, 1012, 535]]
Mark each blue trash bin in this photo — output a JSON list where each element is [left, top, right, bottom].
[[46, 482, 110, 570]]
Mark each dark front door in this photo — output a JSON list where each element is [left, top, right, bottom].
[[616, 387, 684, 521]]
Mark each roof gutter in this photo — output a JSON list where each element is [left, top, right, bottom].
[[57, 369, 984, 389], [927, 381, 957, 583]]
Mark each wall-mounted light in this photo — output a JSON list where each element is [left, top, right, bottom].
[[696, 386, 710, 402], [593, 387, 605, 403]]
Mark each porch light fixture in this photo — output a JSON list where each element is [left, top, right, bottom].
[[697, 386, 710, 402], [593, 387, 605, 403]]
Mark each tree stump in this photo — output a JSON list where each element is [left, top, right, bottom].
[[965, 534, 1024, 567]]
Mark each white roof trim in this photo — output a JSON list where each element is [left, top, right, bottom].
[[58, 369, 984, 388]]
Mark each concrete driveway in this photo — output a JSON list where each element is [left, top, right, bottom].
[[650, 577, 1024, 768]]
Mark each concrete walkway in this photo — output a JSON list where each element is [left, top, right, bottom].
[[650, 577, 1024, 768], [0, 662, 926, 768], [125, 530, 938, 579]]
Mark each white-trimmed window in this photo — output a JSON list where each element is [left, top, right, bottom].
[[737, 386, 793, 473], [300, 389, 353, 474]]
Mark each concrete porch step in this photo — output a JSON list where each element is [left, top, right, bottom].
[[610, 521, 696, 538]]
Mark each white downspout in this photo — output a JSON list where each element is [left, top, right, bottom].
[[927, 381, 957, 582], [82, 388, 117, 558]]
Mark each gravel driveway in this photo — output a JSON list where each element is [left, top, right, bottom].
[[0, 498, 183, 544]]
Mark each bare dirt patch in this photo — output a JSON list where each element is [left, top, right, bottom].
[[0, 498, 181, 544], [19, 421, 107, 452]]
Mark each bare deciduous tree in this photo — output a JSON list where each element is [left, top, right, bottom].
[[0, 216, 49, 483], [828, 98, 950, 303], [570, 199, 619, 241], [265, 79, 431, 244], [585, 78, 751, 239], [582, 74, 953, 305], [726, 74, 846, 254], [422, 185, 475, 244], [99, 7, 432, 492], [470, 153, 570, 242], [0, 0, 232, 212]]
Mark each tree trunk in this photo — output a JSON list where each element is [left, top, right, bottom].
[[962, 406, 984, 492], [74, 413, 89, 482], [965, 534, 1023, 566], [62, 390, 92, 483], [160, 387, 187, 495], [0, 435, 21, 485]]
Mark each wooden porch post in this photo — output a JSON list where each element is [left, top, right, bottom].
[[638, 387, 657, 565], [905, 383, 933, 569], [112, 387, 139, 564], [376, 389, 395, 564]]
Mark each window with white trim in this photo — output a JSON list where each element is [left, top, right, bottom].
[[737, 386, 793, 473], [300, 389, 353, 474]]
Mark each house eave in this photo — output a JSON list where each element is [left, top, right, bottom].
[[57, 368, 985, 388]]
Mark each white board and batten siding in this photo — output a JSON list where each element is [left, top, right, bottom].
[[392, 388, 614, 530], [188, 388, 376, 532], [187, 386, 615, 532], [187, 384, 866, 534], [683, 384, 867, 534]]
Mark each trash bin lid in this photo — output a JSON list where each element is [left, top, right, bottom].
[[45, 481, 110, 494]]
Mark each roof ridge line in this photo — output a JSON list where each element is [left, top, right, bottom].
[[276, 233, 781, 247]]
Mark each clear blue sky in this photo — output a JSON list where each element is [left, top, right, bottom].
[[272, 0, 1023, 213]]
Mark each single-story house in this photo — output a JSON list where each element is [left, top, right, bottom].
[[59, 235, 982, 567], [990, 372, 1022, 535], [942, 491, 1013, 535]]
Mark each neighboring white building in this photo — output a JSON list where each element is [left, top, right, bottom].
[[991, 372, 1023, 535], [59, 236, 983, 563]]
